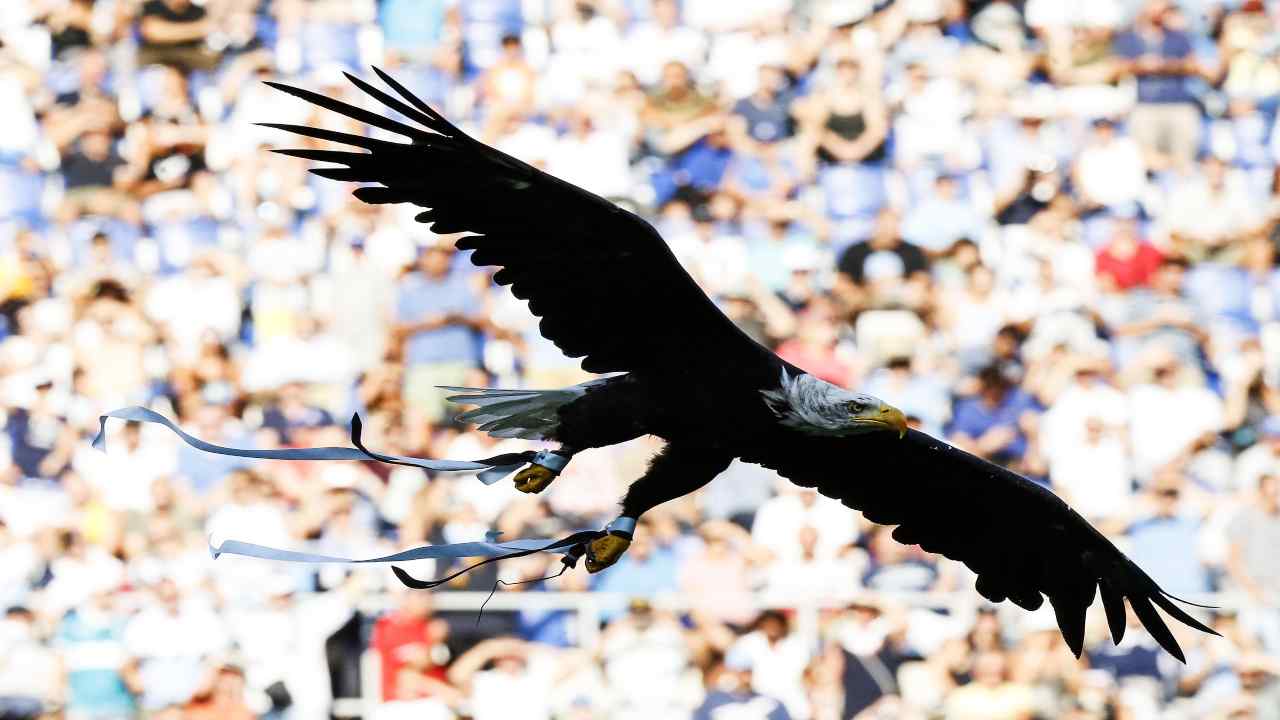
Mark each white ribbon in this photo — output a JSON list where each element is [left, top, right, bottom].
[[94, 406, 532, 484]]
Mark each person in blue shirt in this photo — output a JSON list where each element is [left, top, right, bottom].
[[1126, 480, 1211, 595], [1113, 0, 1203, 170], [901, 173, 986, 255], [55, 591, 139, 720], [379, 0, 451, 60], [946, 364, 1040, 467], [394, 243, 485, 427]]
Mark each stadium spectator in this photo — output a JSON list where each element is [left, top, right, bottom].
[[394, 243, 484, 431], [1228, 473, 1280, 652], [1113, 0, 1203, 171]]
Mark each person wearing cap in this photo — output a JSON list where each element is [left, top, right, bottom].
[[692, 650, 792, 720], [599, 596, 691, 717], [1124, 476, 1211, 596]]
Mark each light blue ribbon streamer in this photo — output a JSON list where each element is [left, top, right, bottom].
[[95, 407, 590, 585], [208, 533, 577, 564], [94, 406, 529, 484]]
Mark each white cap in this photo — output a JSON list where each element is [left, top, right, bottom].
[[823, 0, 874, 26], [903, 0, 944, 23]]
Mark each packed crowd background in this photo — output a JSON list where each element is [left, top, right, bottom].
[[2, 0, 1280, 718]]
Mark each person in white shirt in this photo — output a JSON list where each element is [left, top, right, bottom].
[[1127, 350, 1226, 486], [1073, 117, 1147, 212], [623, 0, 707, 86], [123, 579, 230, 711], [73, 419, 177, 513], [547, 109, 632, 199], [1041, 361, 1132, 521], [225, 572, 364, 720], [447, 637, 561, 720], [751, 483, 858, 563], [727, 611, 814, 719]]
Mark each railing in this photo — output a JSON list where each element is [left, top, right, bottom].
[[332, 589, 1248, 719]]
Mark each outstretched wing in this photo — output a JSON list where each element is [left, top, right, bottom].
[[745, 430, 1218, 661], [260, 69, 782, 382]]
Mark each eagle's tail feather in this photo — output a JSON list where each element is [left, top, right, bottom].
[[443, 382, 600, 441]]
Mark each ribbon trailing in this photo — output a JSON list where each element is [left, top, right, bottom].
[[94, 406, 537, 484], [95, 406, 599, 591], [209, 529, 600, 590], [201, 527, 604, 594]]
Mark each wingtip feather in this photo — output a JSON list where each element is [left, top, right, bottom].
[[1051, 598, 1088, 658], [1129, 594, 1186, 663], [1151, 592, 1220, 637], [1098, 581, 1128, 645]]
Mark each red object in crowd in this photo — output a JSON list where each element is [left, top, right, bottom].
[[370, 611, 447, 701], [1096, 241, 1164, 291]]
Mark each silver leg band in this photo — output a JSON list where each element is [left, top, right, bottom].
[[531, 450, 571, 474], [606, 516, 637, 537]]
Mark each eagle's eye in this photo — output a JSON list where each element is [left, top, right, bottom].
[[847, 400, 867, 414]]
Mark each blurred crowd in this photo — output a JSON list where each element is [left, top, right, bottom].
[[2, 0, 1280, 718]]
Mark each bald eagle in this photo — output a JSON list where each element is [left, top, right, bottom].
[[259, 69, 1216, 661]]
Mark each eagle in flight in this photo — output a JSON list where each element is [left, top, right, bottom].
[[259, 69, 1216, 661]]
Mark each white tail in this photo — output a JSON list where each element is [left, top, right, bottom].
[[441, 379, 604, 440]]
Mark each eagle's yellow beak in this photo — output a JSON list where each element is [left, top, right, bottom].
[[873, 404, 908, 438]]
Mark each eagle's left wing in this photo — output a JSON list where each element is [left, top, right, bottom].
[[744, 429, 1217, 661]]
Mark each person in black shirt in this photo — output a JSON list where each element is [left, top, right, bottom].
[[56, 128, 134, 222], [4, 381, 75, 480], [137, 0, 221, 72], [836, 209, 929, 285], [39, 0, 96, 59]]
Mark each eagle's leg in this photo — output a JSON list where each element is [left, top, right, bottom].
[[514, 374, 652, 496], [513, 447, 576, 494], [586, 443, 733, 573]]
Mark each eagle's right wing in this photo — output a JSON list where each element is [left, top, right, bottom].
[[261, 69, 785, 384]]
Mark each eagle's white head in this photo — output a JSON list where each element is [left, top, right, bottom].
[[761, 370, 907, 438]]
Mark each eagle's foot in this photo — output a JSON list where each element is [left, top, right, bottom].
[[512, 449, 571, 494], [514, 464, 557, 494], [585, 533, 631, 573]]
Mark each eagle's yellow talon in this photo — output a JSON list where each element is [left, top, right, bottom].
[[585, 534, 631, 573], [514, 464, 556, 494]]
